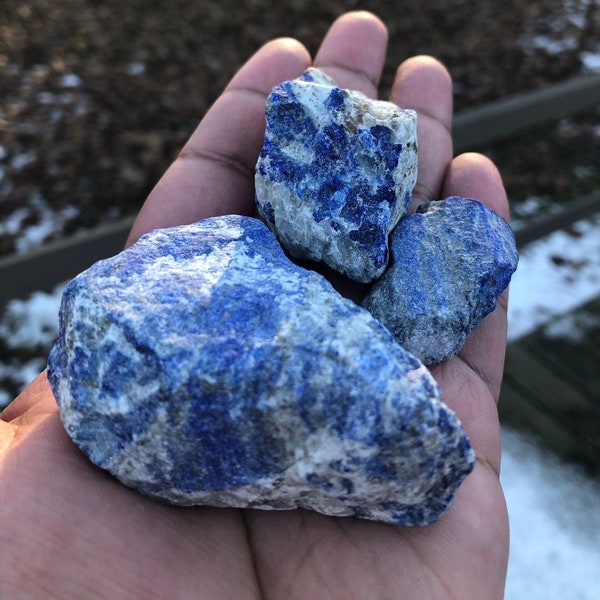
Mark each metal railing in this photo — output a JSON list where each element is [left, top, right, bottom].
[[2, 74, 600, 308]]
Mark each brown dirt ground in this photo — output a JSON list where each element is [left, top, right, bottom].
[[1, 0, 600, 256]]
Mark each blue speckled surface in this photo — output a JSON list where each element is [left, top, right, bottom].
[[48, 215, 474, 525], [363, 197, 519, 364], [255, 67, 417, 283]]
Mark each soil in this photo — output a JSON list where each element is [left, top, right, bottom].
[[1, 0, 600, 256]]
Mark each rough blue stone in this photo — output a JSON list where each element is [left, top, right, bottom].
[[255, 67, 417, 283], [47, 215, 474, 526], [362, 197, 519, 365]]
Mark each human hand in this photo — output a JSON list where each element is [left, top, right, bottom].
[[0, 11, 509, 599]]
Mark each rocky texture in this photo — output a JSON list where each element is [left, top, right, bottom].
[[363, 197, 519, 365], [255, 68, 417, 283], [47, 215, 474, 526]]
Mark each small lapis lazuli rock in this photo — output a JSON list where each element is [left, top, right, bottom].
[[255, 68, 417, 283], [47, 215, 474, 526], [362, 197, 519, 365]]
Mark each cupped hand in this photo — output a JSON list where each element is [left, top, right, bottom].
[[0, 11, 509, 599]]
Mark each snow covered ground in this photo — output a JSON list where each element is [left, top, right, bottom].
[[502, 427, 600, 600], [519, 0, 600, 77], [1, 209, 600, 597], [508, 210, 600, 341], [502, 210, 600, 599], [0, 281, 65, 406]]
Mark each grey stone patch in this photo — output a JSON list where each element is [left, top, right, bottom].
[[362, 197, 519, 365], [255, 67, 417, 283], [47, 215, 474, 526]]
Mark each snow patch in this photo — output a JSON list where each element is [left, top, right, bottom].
[[543, 309, 600, 342], [60, 73, 82, 88], [508, 212, 600, 340], [581, 50, 600, 73], [0, 284, 66, 350], [10, 151, 37, 171], [0, 282, 65, 403], [126, 62, 146, 76], [502, 427, 600, 600], [511, 195, 563, 230], [0, 194, 79, 253]]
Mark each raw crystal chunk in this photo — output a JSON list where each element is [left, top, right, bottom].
[[362, 197, 519, 365], [255, 68, 417, 283], [47, 215, 474, 526]]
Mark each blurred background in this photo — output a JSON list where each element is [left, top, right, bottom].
[[1, 1, 599, 597], [1, 0, 599, 257]]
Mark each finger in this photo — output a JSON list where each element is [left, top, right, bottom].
[[390, 56, 453, 209], [442, 153, 511, 401], [1, 370, 58, 422], [441, 152, 510, 221], [126, 38, 311, 246], [429, 154, 509, 472], [313, 11, 388, 97]]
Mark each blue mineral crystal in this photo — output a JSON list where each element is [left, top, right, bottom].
[[47, 215, 474, 526], [255, 67, 417, 283], [362, 197, 519, 365]]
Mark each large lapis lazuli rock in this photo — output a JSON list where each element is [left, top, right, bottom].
[[255, 68, 417, 283], [362, 197, 519, 365], [47, 215, 474, 526]]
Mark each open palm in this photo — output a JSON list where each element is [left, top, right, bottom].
[[0, 12, 509, 599]]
